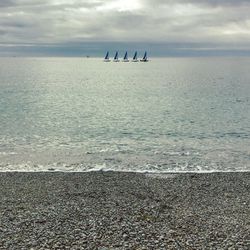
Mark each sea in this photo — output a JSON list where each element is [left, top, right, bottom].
[[0, 57, 249, 172]]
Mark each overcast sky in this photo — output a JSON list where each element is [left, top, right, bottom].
[[1, 0, 250, 56]]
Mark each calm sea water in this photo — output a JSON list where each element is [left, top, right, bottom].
[[0, 57, 249, 172]]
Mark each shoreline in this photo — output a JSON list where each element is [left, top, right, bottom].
[[0, 171, 249, 249], [0, 169, 250, 173]]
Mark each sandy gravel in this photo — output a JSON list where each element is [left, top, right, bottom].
[[0, 171, 249, 249]]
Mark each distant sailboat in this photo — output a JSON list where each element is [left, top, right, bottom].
[[140, 51, 148, 62], [104, 51, 111, 62], [123, 51, 129, 62], [113, 51, 119, 62], [132, 51, 138, 62]]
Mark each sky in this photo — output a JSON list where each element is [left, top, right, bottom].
[[1, 0, 250, 56]]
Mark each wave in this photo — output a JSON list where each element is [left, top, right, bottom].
[[1, 162, 249, 173]]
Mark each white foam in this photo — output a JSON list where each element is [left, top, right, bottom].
[[0, 152, 17, 155], [0, 161, 249, 173]]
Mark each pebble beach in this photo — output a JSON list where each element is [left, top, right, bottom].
[[0, 171, 249, 249]]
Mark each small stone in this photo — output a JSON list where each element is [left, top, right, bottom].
[[123, 234, 129, 240]]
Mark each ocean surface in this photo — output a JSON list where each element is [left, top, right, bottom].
[[0, 57, 249, 172]]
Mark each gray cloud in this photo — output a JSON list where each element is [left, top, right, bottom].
[[0, 0, 16, 8], [144, 0, 250, 7], [0, 0, 250, 56], [187, 0, 250, 6]]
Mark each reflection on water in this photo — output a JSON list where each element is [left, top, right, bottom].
[[0, 57, 249, 172]]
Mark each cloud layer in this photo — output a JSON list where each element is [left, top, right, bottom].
[[1, 0, 250, 56]]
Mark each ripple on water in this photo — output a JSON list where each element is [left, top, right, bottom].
[[0, 57, 250, 172]]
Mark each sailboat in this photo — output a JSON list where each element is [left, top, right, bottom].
[[122, 51, 129, 62], [113, 51, 119, 62], [104, 51, 111, 62], [132, 51, 138, 62], [140, 51, 148, 62]]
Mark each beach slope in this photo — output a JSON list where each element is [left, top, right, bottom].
[[0, 172, 249, 249]]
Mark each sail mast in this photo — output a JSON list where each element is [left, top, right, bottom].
[[133, 51, 137, 60], [113, 51, 119, 62], [123, 51, 129, 62], [124, 51, 127, 60], [140, 51, 148, 62], [132, 51, 138, 62], [104, 51, 110, 62]]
